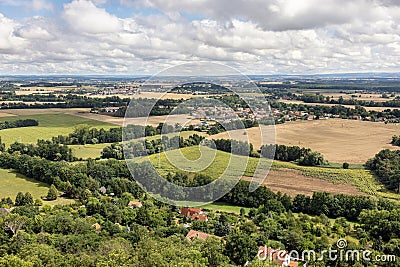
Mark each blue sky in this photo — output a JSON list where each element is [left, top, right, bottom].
[[0, 0, 399, 75]]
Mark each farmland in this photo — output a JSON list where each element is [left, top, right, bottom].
[[0, 113, 115, 146], [210, 119, 400, 164], [144, 146, 400, 199]]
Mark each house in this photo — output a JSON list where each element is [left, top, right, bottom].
[[181, 207, 202, 217], [128, 201, 143, 208], [181, 207, 208, 222], [258, 246, 299, 267], [185, 230, 220, 241]]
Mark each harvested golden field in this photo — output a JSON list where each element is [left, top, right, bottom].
[[210, 119, 399, 164], [242, 167, 365, 197], [68, 110, 202, 127], [0, 112, 16, 118], [87, 92, 206, 100], [281, 99, 400, 111]]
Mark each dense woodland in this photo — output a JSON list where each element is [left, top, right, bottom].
[[0, 119, 38, 130], [366, 149, 400, 191]]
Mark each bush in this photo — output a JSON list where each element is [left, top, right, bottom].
[[46, 185, 58, 201], [343, 162, 349, 169]]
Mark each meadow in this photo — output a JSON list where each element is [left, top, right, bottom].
[[0, 113, 115, 146], [0, 168, 75, 206], [69, 143, 112, 159]]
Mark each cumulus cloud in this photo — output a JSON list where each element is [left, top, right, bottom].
[[62, 0, 122, 34], [1, 0, 400, 74]]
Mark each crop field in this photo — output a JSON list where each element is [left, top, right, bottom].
[[69, 143, 112, 159], [0, 168, 75, 206], [0, 113, 115, 146], [146, 146, 259, 178], [210, 119, 400, 164], [69, 111, 202, 127], [144, 146, 400, 201]]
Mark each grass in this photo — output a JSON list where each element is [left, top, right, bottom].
[[0, 168, 75, 206], [145, 146, 400, 203], [69, 143, 111, 159], [146, 146, 261, 179], [202, 202, 250, 215], [272, 161, 400, 202], [0, 113, 115, 146]]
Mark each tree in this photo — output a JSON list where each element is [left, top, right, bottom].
[[225, 230, 257, 265], [15, 192, 25, 206], [5, 214, 27, 236], [343, 162, 349, 169], [24, 192, 33, 206], [46, 185, 58, 200]]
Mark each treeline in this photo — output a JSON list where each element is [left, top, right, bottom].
[[104, 134, 205, 159], [0, 94, 130, 109], [271, 101, 400, 121], [296, 93, 400, 108], [221, 180, 397, 221], [8, 140, 74, 161], [51, 123, 179, 145], [1, 93, 65, 102], [260, 144, 326, 166], [52, 125, 122, 145], [113, 98, 184, 117], [212, 139, 255, 157], [366, 149, 400, 191], [392, 135, 400, 146], [0, 119, 38, 130], [171, 82, 230, 94], [206, 119, 259, 135]]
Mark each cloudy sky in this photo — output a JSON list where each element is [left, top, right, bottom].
[[0, 0, 400, 75]]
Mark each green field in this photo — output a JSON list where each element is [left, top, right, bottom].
[[146, 146, 261, 178], [0, 113, 115, 146], [202, 202, 250, 215], [146, 146, 400, 202], [0, 168, 75, 206], [69, 143, 111, 159]]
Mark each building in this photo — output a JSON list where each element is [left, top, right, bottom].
[[181, 207, 208, 222], [185, 230, 220, 241], [128, 201, 143, 208]]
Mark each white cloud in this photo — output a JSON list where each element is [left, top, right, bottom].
[[1, 0, 400, 74], [62, 0, 122, 34], [0, 0, 53, 11], [0, 14, 26, 51]]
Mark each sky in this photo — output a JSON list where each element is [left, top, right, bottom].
[[0, 0, 400, 75]]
